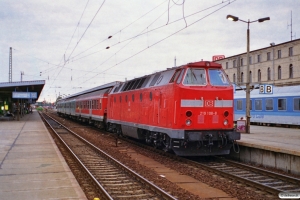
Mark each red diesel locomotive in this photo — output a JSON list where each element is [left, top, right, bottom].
[[57, 61, 240, 156]]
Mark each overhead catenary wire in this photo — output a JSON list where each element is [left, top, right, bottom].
[[76, 0, 237, 86]]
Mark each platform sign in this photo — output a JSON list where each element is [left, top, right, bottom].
[[12, 92, 38, 99], [259, 84, 273, 94]]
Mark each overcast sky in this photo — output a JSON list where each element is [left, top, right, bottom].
[[0, 0, 299, 102]]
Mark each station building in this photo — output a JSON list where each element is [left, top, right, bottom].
[[216, 39, 300, 86]]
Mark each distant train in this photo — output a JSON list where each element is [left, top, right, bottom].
[[234, 85, 300, 126], [57, 61, 240, 156]]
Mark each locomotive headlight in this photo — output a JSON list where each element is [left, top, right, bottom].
[[186, 119, 192, 126], [223, 119, 228, 126]]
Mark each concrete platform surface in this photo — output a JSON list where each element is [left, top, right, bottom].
[[239, 126, 300, 156], [0, 111, 87, 200]]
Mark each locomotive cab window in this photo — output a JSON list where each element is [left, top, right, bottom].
[[183, 68, 206, 85], [208, 69, 230, 86]]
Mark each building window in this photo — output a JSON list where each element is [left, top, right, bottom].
[[267, 67, 271, 80], [233, 60, 236, 68], [278, 50, 281, 58], [267, 52, 271, 61], [249, 71, 252, 83], [289, 47, 293, 56], [249, 56, 252, 64], [278, 66, 281, 79], [226, 62, 228, 69], [258, 69, 261, 82], [240, 58, 243, 66], [233, 73, 236, 83], [289, 64, 293, 78], [257, 54, 261, 63], [241, 72, 244, 83]]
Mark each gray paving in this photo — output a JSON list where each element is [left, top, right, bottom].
[[239, 125, 300, 156], [0, 110, 87, 200]]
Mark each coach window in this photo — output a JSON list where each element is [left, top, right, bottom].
[[255, 99, 262, 111], [237, 100, 243, 111], [265, 98, 273, 111], [278, 98, 286, 111], [294, 98, 300, 111], [250, 100, 252, 111]]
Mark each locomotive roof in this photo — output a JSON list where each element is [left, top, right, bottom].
[[234, 85, 300, 98]]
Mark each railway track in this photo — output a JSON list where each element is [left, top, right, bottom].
[[196, 157, 300, 195], [120, 134, 300, 197], [40, 112, 177, 200]]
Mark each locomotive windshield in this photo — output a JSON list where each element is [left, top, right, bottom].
[[208, 69, 230, 86], [182, 68, 206, 85]]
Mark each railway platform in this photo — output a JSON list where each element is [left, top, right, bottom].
[[0, 110, 86, 200], [230, 125, 300, 175]]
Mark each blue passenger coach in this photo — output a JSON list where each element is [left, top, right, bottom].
[[234, 85, 300, 126]]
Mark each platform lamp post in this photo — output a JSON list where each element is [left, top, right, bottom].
[[226, 15, 270, 133]]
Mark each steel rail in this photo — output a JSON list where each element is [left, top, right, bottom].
[[41, 112, 177, 200]]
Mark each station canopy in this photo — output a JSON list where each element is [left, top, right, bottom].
[[0, 80, 45, 102]]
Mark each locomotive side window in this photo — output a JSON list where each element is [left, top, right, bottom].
[[176, 69, 185, 84], [169, 70, 181, 83], [255, 99, 262, 111], [236, 100, 243, 110], [278, 98, 286, 110], [265, 98, 273, 111], [149, 73, 161, 86], [294, 98, 300, 111], [208, 69, 230, 86], [183, 68, 206, 85], [141, 76, 151, 88]]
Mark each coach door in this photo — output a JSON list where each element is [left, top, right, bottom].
[[89, 100, 92, 116]]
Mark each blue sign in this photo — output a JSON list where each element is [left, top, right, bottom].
[[12, 92, 38, 99]]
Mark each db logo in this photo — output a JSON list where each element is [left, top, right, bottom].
[[205, 100, 214, 107]]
